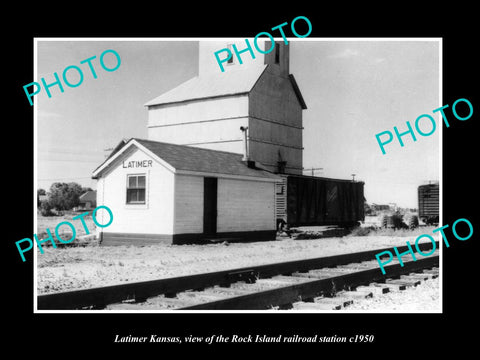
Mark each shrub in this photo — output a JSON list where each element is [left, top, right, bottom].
[[48, 182, 83, 211], [40, 200, 54, 216], [391, 213, 407, 229], [349, 226, 375, 236], [381, 213, 407, 229]]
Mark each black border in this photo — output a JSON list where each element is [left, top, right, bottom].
[[8, 4, 479, 353]]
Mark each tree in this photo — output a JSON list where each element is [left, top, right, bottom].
[[48, 182, 84, 210], [40, 198, 54, 216]]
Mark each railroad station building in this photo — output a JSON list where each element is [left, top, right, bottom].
[[93, 41, 307, 245]]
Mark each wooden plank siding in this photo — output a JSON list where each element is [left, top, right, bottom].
[[98, 148, 175, 238], [217, 178, 276, 233], [96, 146, 279, 245], [148, 95, 249, 156], [248, 68, 303, 174], [174, 174, 277, 235], [148, 95, 249, 127], [174, 174, 204, 234]]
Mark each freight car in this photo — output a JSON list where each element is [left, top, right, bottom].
[[418, 183, 439, 225], [276, 174, 365, 229]]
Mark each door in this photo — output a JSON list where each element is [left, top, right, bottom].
[[203, 177, 218, 235]]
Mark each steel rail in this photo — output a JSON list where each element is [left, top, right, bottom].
[[37, 241, 438, 310], [179, 255, 439, 310]]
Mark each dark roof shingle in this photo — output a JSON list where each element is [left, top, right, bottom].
[[79, 190, 96, 202], [134, 138, 279, 180], [144, 65, 268, 107]]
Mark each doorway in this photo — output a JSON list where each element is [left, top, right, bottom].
[[203, 177, 218, 235]]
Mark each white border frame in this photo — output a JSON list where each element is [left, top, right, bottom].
[[34, 37, 443, 314]]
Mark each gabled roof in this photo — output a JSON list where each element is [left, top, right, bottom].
[[288, 74, 307, 110], [105, 138, 128, 161], [93, 138, 281, 181], [79, 190, 96, 202], [144, 64, 307, 110], [144, 65, 268, 107]]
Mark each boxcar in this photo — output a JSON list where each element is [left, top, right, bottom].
[[276, 174, 365, 228], [418, 183, 439, 225]]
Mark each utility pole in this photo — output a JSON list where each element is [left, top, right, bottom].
[[303, 167, 323, 176]]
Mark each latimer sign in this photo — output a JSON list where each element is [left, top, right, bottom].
[[122, 160, 153, 168]]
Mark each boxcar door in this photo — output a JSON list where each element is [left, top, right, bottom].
[[203, 177, 218, 236]]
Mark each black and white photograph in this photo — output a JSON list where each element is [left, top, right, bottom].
[[34, 38, 442, 314], [7, 6, 478, 353]]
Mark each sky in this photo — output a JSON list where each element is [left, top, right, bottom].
[[36, 39, 440, 208]]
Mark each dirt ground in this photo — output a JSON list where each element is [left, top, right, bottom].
[[346, 277, 440, 312], [36, 223, 439, 296], [37, 212, 96, 244], [35, 213, 441, 310]]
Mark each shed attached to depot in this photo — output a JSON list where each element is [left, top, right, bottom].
[[92, 138, 281, 245]]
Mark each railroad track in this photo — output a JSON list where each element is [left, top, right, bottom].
[[37, 242, 439, 310]]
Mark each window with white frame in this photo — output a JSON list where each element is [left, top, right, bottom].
[[126, 174, 146, 204]]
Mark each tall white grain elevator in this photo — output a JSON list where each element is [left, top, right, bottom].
[[144, 40, 307, 175]]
